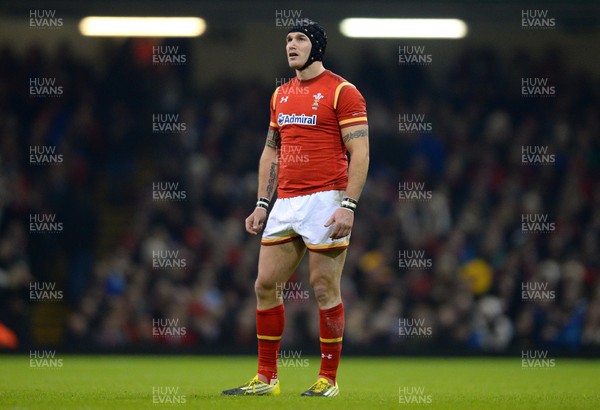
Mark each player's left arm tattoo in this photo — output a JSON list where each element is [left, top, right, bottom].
[[342, 128, 368, 143], [266, 128, 281, 149], [266, 161, 278, 198]]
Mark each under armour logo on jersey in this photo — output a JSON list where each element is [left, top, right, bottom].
[[280, 96, 289, 103], [321, 353, 333, 359]]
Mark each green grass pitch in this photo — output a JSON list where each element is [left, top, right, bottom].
[[1, 355, 599, 409]]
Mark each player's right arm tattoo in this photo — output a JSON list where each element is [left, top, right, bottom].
[[266, 129, 281, 149], [342, 128, 368, 143], [266, 162, 278, 198]]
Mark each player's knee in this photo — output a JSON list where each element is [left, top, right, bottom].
[[310, 276, 334, 304], [254, 278, 275, 300]]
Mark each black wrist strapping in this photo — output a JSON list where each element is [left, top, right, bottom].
[[341, 197, 357, 212], [256, 197, 270, 210]]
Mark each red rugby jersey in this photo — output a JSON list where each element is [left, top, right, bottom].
[[269, 70, 368, 198]]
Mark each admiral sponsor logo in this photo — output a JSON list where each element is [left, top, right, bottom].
[[278, 113, 317, 126]]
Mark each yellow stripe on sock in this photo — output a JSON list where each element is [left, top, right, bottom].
[[320, 336, 343, 343], [257, 334, 282, 341]]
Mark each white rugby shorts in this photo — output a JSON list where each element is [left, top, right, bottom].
[[261, 190, 350, 251]]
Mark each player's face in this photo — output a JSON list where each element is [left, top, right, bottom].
[[286, 32, 311, 70]]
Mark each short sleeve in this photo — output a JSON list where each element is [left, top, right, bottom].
[[269, 88, 280, 129], [334, 84, 368, 129]]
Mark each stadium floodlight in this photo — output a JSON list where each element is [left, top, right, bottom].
[[339, 18, 468, 39], [79, 17, 206, 37]]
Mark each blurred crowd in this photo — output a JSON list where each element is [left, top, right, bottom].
[[0, 38, 599, 353]]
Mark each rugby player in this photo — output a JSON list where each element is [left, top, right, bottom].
[[223, 19, 369, 397]]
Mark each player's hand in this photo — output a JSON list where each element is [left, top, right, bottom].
[[245, 208, 267, 235], [324, 208, 354, 239]]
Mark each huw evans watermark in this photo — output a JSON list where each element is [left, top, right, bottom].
[[152, 386, 186, 404], [398, 114, 432, 133], [30, 350, 63, 368], [399, 386, 433, 404], [29, 145, 63, 165], [521, 9, 555, 29], [152, 318, 187, 337], [398, 45, 432, 66], [30, 282, 63, 302], [152, 182, 187, 201], [152, 250, 187, 269], [29, 9, 63, 29], [521, 146, 555, 165], [277, 350, 309, 368], [277, 78, 309, 95], [399, 318, 432, 338], [398, 250, 432, 269], [275, 9, 304, 29], [152, 113, 187, 133], [29, 77, 63, 97], [398, 182, 432, 201], [521, 350, 555, 368], [521, 78, 555, 97], [521, 214, 555, 233], [521, 282, 555, 302], [275, 77, 294, 87], [29, 214, 63, 233], [276, 282, 310, 301], [152, 45, 186, 65], [279, 145, 309, 164]]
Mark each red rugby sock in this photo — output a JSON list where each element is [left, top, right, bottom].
[[256, 304, 285, 383], [318, 303, 344, 385]]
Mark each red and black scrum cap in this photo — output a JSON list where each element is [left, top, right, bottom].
[[287, 19, 327, 70]]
